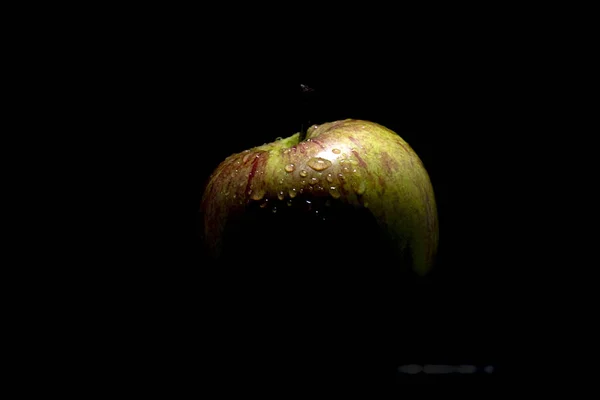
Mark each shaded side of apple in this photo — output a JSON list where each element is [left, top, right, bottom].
[[200, 119, 438, 277]]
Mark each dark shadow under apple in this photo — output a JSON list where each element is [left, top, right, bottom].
[[201, 197, 425, 384]]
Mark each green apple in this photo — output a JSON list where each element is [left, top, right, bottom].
[[200, 119, 438, 278]]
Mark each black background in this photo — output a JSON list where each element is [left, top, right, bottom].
[[29, 7, 580, 391]]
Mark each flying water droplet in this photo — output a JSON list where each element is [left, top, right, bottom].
[[289, 188, 297, 198], [307, 157, 332, 171], [332, 148, 341, 154], [364, 201, 369, 208], [299, 170, 308, 177], [272, 207, 277, 213], [285, 164, 295, 173], [277, 191, 285, 200], [325, 199, 331, 207], [329, 186, 341, 199], [287, 200, 293, 207], [326, 173, 333, 183], [260, 199, 269, 208]]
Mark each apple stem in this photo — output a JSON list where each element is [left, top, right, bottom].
[[299, 124, 307, 142], [299, 83, 316, 142]]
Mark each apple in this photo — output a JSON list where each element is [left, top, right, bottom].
[[199, 118, 438, 284], [198, 118, 439, 382]]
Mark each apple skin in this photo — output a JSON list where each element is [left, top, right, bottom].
[[200, 119, 438, 278]]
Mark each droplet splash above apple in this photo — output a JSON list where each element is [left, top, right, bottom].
[[200, 119, 438, 281]]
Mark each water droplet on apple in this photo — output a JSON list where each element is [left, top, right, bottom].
[[289, 188, 297, 198], [285, 164, 295, 173], [250, 189, 265, 200], [275, 136, 283, 141], [353, 169, 357, 173], [233, 194, 237, 199], [364, 202, 369, 208], [349, 159, 359, 166], [355, 180, 367, 195], [326, 173, 333, 183], [299, 170, 308, 177], [343, 166, 350, 173], [277, 191, 285, 200], [299, 188, 304, 194], [242, 153, 251, 163], [310, 177, 318, 185], [338, 173, 345, 181], [332, 148, 341, 154], [301, 180, 306, 186], [329, 186, 341, 199], [279, 178, 284, 184], [307, 157, 332, 171]]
